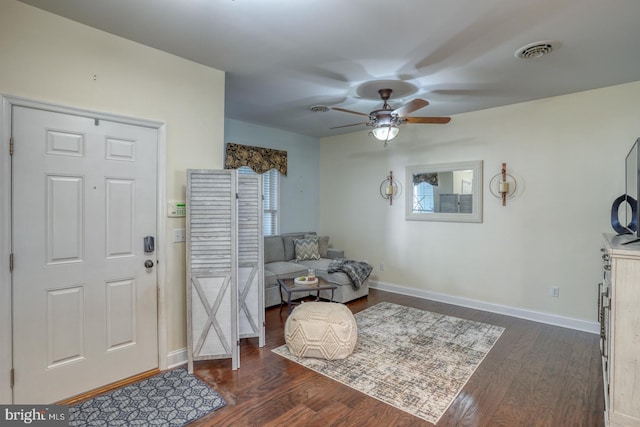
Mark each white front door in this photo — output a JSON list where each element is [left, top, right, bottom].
[[11, 106, 159, 403]]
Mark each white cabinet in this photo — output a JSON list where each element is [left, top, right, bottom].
[[601, 234, 640, 427]]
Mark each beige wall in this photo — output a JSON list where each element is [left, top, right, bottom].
[[320, 81, 640, 323], [0, 0, 225, 355], [2, 0, 639, 381]]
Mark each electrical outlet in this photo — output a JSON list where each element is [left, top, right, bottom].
[[379, 263, 385, 272], [551, 287, 560, 298], [173, 228, 186, 243]]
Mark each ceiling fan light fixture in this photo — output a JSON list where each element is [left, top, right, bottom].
[[371, 125, 399, 141], [331, 87, 450, 143]]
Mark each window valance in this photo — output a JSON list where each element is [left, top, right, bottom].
[[413, 172, 439, 186], [224, 143, 287, 175]]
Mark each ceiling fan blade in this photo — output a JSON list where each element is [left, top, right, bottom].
[[332, 107, 369, 117], [330, 122, 367, 129], [392, 99, 428, 117], [405, 116, 451, 124]]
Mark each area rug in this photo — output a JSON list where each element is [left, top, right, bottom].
[[272, 302, 504, 424], [69, 368, 226, 426]]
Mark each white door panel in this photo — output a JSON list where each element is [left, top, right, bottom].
[[12, 106, 158, 403]]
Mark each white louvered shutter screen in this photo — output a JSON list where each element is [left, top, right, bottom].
[[186, 169, 238, 373], [237, 174, 265, 349]]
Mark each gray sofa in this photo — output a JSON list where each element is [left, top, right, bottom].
[[264, 232, 370, 308]]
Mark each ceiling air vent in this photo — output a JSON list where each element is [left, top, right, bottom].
[[309, 105, 330, 112], [514, 41, 557, 59]]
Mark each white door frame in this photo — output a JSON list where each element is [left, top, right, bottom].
[[0, 95, 168, 404]]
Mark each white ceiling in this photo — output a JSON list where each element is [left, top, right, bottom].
[[17, 0, 640, 138]]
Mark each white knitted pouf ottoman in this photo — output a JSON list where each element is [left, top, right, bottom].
[[284, 302, 357, 360]]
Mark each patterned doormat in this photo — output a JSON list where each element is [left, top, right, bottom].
[[69, 368, 226, 426], [273, 302, 504, 424]]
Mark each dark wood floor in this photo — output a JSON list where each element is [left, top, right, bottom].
[[190, 289, 605, 427]]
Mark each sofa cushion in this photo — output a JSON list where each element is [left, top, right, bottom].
[[265, 261, 308, 278], [299, 259, 352, 286], [264, 269, 278, 287], [305, 233, 329, 258], [282, 232, 310, 261], [294, 238, 321, 261], [264, 236, 285, 263], [326, 248, 344, 259]]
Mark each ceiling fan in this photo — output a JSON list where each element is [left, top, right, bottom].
[[331, 88, 451, 144]]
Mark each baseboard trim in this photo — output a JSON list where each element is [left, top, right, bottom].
[[57, 368, 160, 405], [369, 281, 599, 334], [56, 350, 187, 405], [167, 348, 188, 369]]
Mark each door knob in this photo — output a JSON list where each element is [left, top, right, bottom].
[[144, 260, 154, 268]]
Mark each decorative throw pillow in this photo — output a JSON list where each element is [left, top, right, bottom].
[[305, 233, 329, 258], [283, 234, 306, 261], [294, 238, 320, 261]]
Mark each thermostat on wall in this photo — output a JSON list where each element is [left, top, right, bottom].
[[168, 201, 186, 217]]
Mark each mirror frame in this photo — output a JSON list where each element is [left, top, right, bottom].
[[405, 160, 483, 223]]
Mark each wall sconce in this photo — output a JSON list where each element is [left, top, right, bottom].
[[380, 170, 400, 205], [489, 162, 517, 206]]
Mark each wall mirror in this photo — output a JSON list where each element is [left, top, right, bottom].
[[405, 160, 483, 223]]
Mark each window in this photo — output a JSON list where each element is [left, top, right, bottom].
[[262, 169, 279, 235], [239, 167, 279, 235], [413, 182, 435, 213]]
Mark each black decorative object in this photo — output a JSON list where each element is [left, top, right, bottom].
[[611, 194, 637, 235]]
